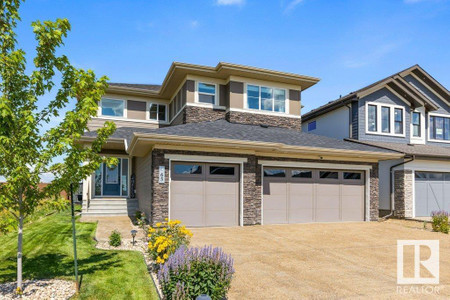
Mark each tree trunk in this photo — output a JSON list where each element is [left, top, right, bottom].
[[17, 212, 23, 292], [17, 192, 24, 293]]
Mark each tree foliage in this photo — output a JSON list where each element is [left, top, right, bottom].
[[0, 0, 116, 290]]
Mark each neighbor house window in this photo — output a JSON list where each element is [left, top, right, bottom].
[[394, 108, 403, 134], [308, 121, 316, 131], [198, 82, 216, 104], [246, 84, 286, 113], [149, 103, 167, 122], [367, 105, 377, 132], [366, 103, 404, 136], [381, 106, 390, 133], [101, 99, 124, 117], [412, 112, 421, 137], [430, 115, 450, 141]]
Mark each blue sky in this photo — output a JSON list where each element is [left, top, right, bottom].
[[17, 0, 450, 113], [10, 0, 450, 182]]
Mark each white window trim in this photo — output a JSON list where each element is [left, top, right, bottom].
[[195, 81, 219, 107], [99, 98, 127, 118], [428, 112, 450, 144], [365, 102, 406, 137], [147, 102, 168, 122], [243, 83, 289, 114], [410, 107, 426, 144]]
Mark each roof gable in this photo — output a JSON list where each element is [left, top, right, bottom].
[[303, 65, 449, 121]]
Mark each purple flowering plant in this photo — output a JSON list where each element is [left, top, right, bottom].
[[157, 245, 235, 300]]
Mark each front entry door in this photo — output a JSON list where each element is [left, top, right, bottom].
[[94, 158, 129, 197], [103, 160, 121, 196]]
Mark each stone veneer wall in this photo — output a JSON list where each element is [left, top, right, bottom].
[[226, 111, 302, 131], [394, 170, 413, 218], [150, 149, 380, 225], [170, 105, 226, 126]]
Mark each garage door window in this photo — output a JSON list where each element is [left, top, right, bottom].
[[174, 164, 202, 175], [343, 172, 362, 180], [292, 170, 312, 178], [319, 171, 338, 179], [210, 166, 235, 176], [264, 169, 286, 177]]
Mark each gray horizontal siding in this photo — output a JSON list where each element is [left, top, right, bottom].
[[358, 87, 411, 144]]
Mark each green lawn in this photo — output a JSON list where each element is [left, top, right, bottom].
[[0, 210, 158, 300]]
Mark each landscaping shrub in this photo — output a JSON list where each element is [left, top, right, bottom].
[[158, 245, 235, 300], [431, 211, 449, 234], [109, 230, 122, 247], [148, 219, 192, 265]]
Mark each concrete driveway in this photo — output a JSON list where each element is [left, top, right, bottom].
[[190, 220, 450, 299]]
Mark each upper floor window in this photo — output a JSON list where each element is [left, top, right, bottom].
[[308, 121, 316, 131], [394, 108, 403, 134], [366, 102, 404, 136], [247, 84, 286, 113], [198, 82, 216, 104], [412, 112, 421, 137], [149, 103, 167, 122], [101, 99, 124, 117], [430, 115, 450, 141], [367, 105, 377, 132]]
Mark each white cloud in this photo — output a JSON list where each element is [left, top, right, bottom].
[[343, 42, 403, 68], [284, 0, 304, 13], [40, 172, 55, 183], [189, 20, 199, 28], [216, 0, 245, 6]]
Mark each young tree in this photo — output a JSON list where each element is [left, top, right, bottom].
[[0, 0, 116, 292]]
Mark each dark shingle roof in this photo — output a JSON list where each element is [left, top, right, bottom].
[[85, 120, 397, 154], [108, 82, 161, 92], [345, 139, 450, 158]]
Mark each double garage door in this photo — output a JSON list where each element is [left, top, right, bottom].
[[415, 172, 450, 217], [263, 168, 365, 224], [170, 162, 240, 227], [170, 162, 366, 227]]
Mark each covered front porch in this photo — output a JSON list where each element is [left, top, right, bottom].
[[82, 154, 138, 216]]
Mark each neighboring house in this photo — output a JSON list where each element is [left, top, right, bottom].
[[79, 62, 401, 227], [302, 65, 450, 218]]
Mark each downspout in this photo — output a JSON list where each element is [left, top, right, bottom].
[[382, 155, 415, 220]]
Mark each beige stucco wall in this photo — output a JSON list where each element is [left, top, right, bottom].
[[229, 81, 244, 109], [289, 89, 301, 116], [135, 151, 152, 220]]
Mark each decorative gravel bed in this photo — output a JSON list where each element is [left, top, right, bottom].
[[0, 279, 75, 300]]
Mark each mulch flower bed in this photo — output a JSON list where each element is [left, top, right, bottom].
[[0, 279, 75, 300]]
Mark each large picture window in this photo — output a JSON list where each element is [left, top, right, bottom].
[[246, 84, 286, 113], [366, 103, 404, 136], [101, 99, 124, 117], [430, 115, 450, 141]]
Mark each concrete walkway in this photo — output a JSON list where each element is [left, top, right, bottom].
[[80, 216, 145, 242]]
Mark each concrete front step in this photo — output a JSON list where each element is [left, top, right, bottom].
[[82, 198, 139, 216]]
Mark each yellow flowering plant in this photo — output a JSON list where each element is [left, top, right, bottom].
[[148, 219, 193, 265]]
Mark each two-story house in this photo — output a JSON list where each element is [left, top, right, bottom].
[[302, 65, 450, 219], [79, 62, 400, 227]]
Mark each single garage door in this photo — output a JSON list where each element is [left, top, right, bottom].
[[263, 168, 365, 224], [170, 162, 239, 227], [415, 172, 450, 217]]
